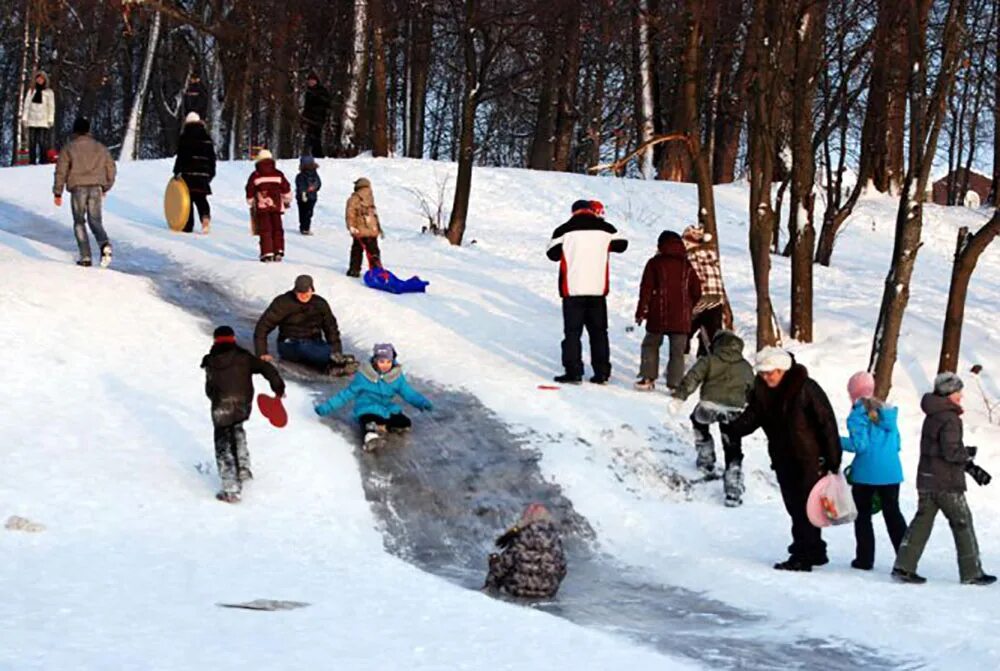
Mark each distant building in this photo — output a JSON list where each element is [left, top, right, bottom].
[[930, 169, 992, 207]]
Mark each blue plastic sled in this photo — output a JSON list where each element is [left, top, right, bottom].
[[363, 267, 429, 294]]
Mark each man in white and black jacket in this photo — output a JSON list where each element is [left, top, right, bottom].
[[546, 200, 628, 384]]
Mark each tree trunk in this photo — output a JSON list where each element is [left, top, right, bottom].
[[993, 0, 1000, 205], [13, 0, 31, 164], [938, 213, 1000, 372], [528, 12, 564, 171], [870, 0, 967, 399], [637, 0, 657, 179], [340, 0, 370, 156], [788, 0, 825, 343], [120, 11, 162, 161], [371, 0, 390, 157], [406, 1, 432, 158], [552, 2, 583, 172], [446, 0, 478, 247]]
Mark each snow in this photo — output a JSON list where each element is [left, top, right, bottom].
[[1, 155, 999, 669]]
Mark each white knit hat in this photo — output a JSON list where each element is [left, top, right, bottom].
[[184, 111, 201, 125], [754, 346, 793, 373], [255, 149, 273, 162]]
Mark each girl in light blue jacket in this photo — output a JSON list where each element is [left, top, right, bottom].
[[841, 371, 908, 570], [314, 343, 432, 450]]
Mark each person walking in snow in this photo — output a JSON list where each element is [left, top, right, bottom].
[[301, 72, 330, 158], [484, 503, 568, 599], [202, 325, 285, 503], [254, 274, 350, 373], [671, 330, 754, 506], [840, 371, 908, 571], [314, 343, 433, 451], [295, 155, 322, 235], [173, 111, 216, 233], [547, 200, 628, 385], [634, 230, 702, 391], [892, 373, 995, 585], [22, 70, 56, 165], [682, 225, 726, 356], [53, 117, 116, 268], [345, 177, 383, 277], [245, 149, 292, 262], [728, 348, 842, 571], [181, 72, 209, 122]]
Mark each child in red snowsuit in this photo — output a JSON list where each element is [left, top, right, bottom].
[[245, 150, 292, 262]]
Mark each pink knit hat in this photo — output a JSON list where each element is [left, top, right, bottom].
[[847, 371, 875, 404]]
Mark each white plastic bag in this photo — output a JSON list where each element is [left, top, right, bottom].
[[807, 473, 858, 527]]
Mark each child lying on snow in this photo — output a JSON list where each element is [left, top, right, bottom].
[[313, 343, 432, 450]]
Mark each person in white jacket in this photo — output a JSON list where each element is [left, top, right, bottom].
[[22, 71, 56, 165]]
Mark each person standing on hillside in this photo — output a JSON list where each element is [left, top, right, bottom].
[[245, 149, 292, 262], [182, 72, 210, 122], [301, 72, 330, 158], [173, 111, 216, 233], [22, 71, 56, 165], [682, 225, 726, 356], [53, 117, 116, 268], [344, 177, 383, 277], [295, 154, 322, 235], [728, 348, 842, 571], [634, 230, 702, 391], [546, 200, 628, 385], [201, 325, 285, 503]]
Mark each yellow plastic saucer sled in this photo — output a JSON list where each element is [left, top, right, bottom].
[[164, 176, 191, 232]]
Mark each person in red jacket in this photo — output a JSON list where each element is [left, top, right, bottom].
[[245, 150, 292, 262], [634, 230, 702, 391]]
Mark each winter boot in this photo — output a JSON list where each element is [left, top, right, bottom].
[[346, 269, 361, 278], [962, 573, 997, 586], [260, 253, 274, 263], [891, 568, 927, 584], [723, 463, 745, 507], [633, 378, 655, 391], [99, 244, 113, 268], [589, 375, 609, 385], [76, 258, 92, 267], [216, 490, 241, 504], [774, 557, 812, 572], [695, 436, 717, 477], [201, 216, 211, 234], [362, 422, 385, 452], [553, 373, 583, 385]]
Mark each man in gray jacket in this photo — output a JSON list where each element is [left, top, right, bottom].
[[53, 117, 116, 267]]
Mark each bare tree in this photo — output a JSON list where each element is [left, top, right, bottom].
[[120, 10, 162, 161], [636, 0, 656, 179], [340, 0, 370, 156]]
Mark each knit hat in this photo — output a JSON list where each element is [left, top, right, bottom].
[[300, 154, 315, 168], [683, 225, 713, 245], [293, 274, 314, 293], [255, 148, 273, 162], [754, 346, 793, 374], [184, 111, 201, 125], [658, 230, 681, 247], [354, 177, 371, 189], [372, 343, 396, 361], [72, 117, 91, 135], [518, 502, 553, 526], [933, 372, 964, 396], [847, 371, 876, 404], [589, 200, 606, 217], [213, 325, 236, 344], [571, 199, 592, 213]]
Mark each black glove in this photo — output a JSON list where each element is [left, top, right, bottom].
[[966, 461, 992, 487], [966, 446, 978, 459], [495, 526, 520, 550]]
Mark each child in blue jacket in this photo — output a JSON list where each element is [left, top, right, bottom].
[[295, 155, 322, 235], [841, 371, 907, 570], [314, 342, 432, 450]]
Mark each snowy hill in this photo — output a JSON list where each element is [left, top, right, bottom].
[[1, 156, 998, 670]]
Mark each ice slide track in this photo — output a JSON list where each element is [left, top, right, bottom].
[[0, 211, 915, 670]]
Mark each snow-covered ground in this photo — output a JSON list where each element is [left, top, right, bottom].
[[1, 155, 998, 669]]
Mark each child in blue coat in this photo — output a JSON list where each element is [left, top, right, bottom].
[[841, 371, 908, 570], [314, 343, 432, 450]]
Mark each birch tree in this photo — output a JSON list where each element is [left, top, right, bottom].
[[120, 11, 161, 161], [340, 0, 370, 156], [636, 0, 656, 180]]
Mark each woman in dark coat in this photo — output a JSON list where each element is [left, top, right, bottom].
[[484, 503, 567, 599], [728, 347, 842, 572], [173, 111, 217, 233]]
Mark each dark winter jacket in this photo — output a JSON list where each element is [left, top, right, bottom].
[[917, 393, 970, 493], [201, 342, 285, 427], [673, 331, 753, 407], [173, 122, 216, 195], [53, 133, 116, 195], [546, 213, 628, 298], [302, 83, 331, 128], [254, 291, 342, 357], [182, 80, 210, 120], [245, 159, 292, 214], [485, 519, 567, 599], [295, 168, 322, 203], [635, 236, 702, 334], [729, 363, 842, 481]]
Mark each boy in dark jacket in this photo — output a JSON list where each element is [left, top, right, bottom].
[[635, 230, 702, 391], [892, 373, 995, 585], [295, 155, 322, 235], [201, 326, 285, 502], [245, 150, 292, 262], [484, 503, 567, 599], [672, 330, 754, 506]]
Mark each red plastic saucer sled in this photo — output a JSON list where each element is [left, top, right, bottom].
[[257, 394, 288, 428]]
